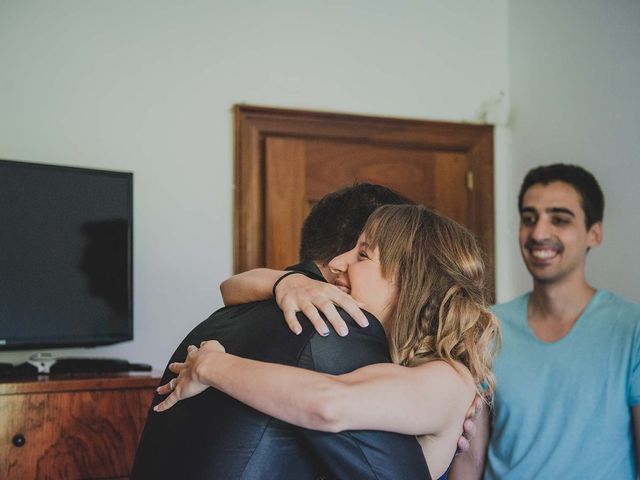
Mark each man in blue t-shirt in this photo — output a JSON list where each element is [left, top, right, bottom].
[[449, 164, 640, 479]]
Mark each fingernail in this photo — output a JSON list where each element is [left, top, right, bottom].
[[294, 326, 302, 335], [338, 328, 348, 337], [156, 387, 161, 393], [322, 329, 330, 337], [153, 405, 158, 412], [360, 317, 369, 327]]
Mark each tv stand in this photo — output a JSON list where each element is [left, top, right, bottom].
[[27, 352, 56, 373]]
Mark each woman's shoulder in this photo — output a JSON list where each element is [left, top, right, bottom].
[[413, 359, 476, 400]]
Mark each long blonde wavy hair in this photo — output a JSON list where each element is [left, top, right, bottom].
[[362, 204, 501, 399]]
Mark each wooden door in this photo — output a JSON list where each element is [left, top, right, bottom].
[[235, 106, 494, 294]]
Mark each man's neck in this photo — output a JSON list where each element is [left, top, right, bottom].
[[528, 276, 596, 342]]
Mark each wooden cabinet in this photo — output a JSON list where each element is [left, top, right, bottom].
[[0, 373, 160, 480]]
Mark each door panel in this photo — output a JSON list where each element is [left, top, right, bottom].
[[265, 138, 308, 269], [305, 139, 469, 211], [431, 152, 470, 225], [266, 137, 471, 270]]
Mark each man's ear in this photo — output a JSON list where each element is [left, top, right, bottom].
[[587, 222, 603, 248]]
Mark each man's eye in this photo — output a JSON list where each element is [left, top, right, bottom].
[[520, 216, 536, 226], [552, 217, 570, 225]]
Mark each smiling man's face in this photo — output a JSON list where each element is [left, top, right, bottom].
[[518, 181, 602, 286]]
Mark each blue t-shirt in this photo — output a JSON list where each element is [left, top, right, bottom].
[[485, 290, 640, 480]]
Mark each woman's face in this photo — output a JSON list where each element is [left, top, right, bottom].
[[327, 233, 398, 327]]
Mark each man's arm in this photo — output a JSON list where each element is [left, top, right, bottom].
[[632, 404, 640, 474], [447, 405, 490, 480]]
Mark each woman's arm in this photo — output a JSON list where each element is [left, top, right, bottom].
[[220, 269, 369, 335], [155, 341, 474, 437], [219, 268, 286, 305]]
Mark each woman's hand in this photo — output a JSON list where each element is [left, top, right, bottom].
[[154, 340, 226, 412], [274, 273, 369, 337]]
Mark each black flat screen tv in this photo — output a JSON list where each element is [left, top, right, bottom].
[[0, 159, 133, 350]]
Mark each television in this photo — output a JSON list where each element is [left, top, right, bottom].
[[0, 159, 133, 351]]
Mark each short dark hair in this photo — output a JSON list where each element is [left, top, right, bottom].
[[518, 163, 604, 229], [299, 183, 412, 263]]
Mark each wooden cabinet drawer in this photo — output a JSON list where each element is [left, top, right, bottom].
[[0, 374, 159, 480]]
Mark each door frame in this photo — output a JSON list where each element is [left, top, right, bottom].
[[234, 105, 494, 292]]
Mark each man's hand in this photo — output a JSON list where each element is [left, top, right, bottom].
[[154, 341, 225, 412], [457, 395, 483, 452], [275, 273, 369, 337], [448, 395, 490, 480]]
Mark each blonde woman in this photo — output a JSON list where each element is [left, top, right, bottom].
[[156, 205, 500, 479]]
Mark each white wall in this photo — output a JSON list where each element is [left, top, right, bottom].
[[506, 0, 640, 302], [0, 0, 509, 369]]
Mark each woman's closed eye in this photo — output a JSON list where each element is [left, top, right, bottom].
[[358, 250, 370, 260]]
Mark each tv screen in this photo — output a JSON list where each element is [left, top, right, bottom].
[[0, 159, 133, 350]]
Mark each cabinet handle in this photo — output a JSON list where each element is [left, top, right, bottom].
[[12, 434, 26, 447]]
